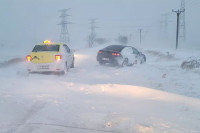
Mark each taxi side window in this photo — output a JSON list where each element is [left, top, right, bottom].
[[63, 44, 70, 53]]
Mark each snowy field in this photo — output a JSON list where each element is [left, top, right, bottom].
[[0, 44, 200, 133]]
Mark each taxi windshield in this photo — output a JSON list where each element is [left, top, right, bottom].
[[32, 45, 59, 52]]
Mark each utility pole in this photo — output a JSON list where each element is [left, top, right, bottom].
[[138, 29, 142, 45], [129, 34, 133, 43], [88, 19, 97, 47], [58, 9, 72, 44], [179, 0, 186, 41], [172, 9, 185, 49]]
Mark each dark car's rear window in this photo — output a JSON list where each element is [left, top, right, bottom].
[[103, 45, 125, 52], [32, 45, 60, 52]]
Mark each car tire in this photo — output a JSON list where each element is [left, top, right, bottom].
[[58, 71, 65, 75], [140, 54, 146, 64], [60, 62, 68, 75], [133, 60, 137, 65], [70, 58, 75, 68], [121, 58, 129, 67]]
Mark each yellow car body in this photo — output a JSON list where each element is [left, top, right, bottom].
[[26, 41, 74, 74]]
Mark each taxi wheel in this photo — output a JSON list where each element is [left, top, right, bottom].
[[70, 58, 74, 68], [60, 62, 68, 75], [59, 71, 65, 75], [65, 62, 69, 72]]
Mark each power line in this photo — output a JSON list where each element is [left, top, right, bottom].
[[179, 0, 186, 41], [58, 9, 72, 44], [88, 19, 98, 47], [186, 0, 199, 7], [184, 0, 200, 12]]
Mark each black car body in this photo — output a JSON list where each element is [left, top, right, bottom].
[[96, 45, 146, 66]]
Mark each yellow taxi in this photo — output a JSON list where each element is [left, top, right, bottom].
[[26, 40, 74, 74]]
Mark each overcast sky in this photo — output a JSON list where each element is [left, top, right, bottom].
[[0, 0, 199, 49]]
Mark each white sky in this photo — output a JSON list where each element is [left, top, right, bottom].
[[0, 0, 199, 49]]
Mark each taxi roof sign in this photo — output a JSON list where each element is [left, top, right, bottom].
[[43, 40, 52, 44]]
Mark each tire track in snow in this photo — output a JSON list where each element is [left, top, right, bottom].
[[7, 101, 47, 133]]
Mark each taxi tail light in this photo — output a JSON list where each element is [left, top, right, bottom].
[[55, 55, 62, 61], [26, 55, 32, 62]]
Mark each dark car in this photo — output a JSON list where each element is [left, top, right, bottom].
[[96, 45, 146, 66]]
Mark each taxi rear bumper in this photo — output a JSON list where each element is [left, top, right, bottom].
[[27, 61, 65, 72]]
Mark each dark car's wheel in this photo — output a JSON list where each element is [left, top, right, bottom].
[[121, 58, 129, 67], [140, 54, 146, 64]]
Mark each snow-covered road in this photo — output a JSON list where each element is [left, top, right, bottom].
[[0, 45, 200, 133]]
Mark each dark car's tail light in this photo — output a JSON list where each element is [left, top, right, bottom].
[[112, 53, 120, 56], [26, 55, 32, 62], [55, 55, 62, 61], [98, 50, 102, 54]]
